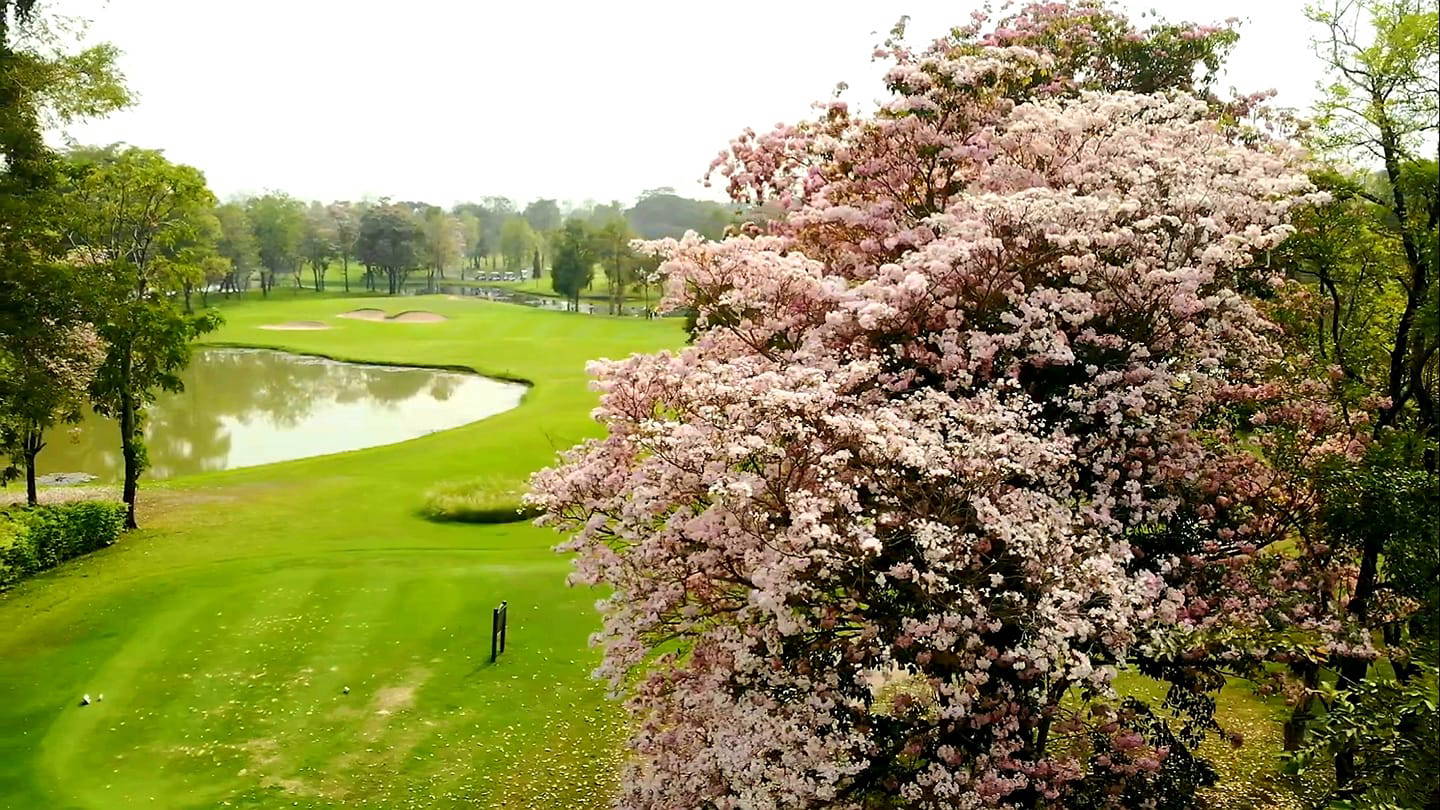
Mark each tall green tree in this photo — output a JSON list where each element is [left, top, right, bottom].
[[499, 216, 535, 271], [1309, 0, 1437, 444], [455, 210, 482, 278], [1, 2, 127, 505], [481, 197, 514, 268], [300, 201, 337, 292], [1305, 0, 1439, 681], [523, 198, 561, 234], [0, 262, 103, 505], [1, 1, 128, 197], [523, 198, 561, 265], [419, 206, 461, 286], [59, 146, 223, 528], [592, 216, 637, 315], [356, 202, 421, 294], [143, 203, 225, 314], [246, 193, 305, 296], [214, 202, 259, 295], [1267, 1, 1439, 799], [328, 201, 360, 293], [549, 219, 594, 311]]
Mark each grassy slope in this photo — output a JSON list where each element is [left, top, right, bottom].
[[0, 295, 682, 809]]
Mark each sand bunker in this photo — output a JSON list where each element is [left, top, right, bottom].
[[388, 311, 447, 323], [337, 308, 387, 321], [338, 309, 448, 324], [259, 321, 331, 331]]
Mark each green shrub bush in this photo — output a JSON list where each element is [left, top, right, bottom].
[[420, 477, 540, 524], [0, 501, 127, 587]]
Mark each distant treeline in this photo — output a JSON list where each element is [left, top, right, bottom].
[[208, 187, 767, 300]]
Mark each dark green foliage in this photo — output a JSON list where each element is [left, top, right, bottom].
[[625, 189, 733, 240], [214, 202, 260, 293], [592, 217, 639, 315], [0, 501, 126, 587], [522, 198, 561, 235], [356, 203, 422, 294], [59, 146, 225, 529], [1319, 441, 1440, 622], [245, 193, 305, 296], [550, 219, 595, 310], [1284, 665, 1440, 808]]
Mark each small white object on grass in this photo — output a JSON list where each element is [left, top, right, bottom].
[[80, 694, 91, 706], [97, 694, 104, 702], [342, 686, 350, 695]]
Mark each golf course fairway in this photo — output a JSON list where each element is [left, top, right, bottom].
[[0, 294, 685, 809]]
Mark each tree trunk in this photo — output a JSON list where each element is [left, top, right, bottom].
[[1282, 661, 1321, 751], [22, 425, 42, 507], [343, 257, 350, 293], [118, 354, 140, 530]]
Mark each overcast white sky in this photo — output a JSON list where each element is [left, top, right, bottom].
[[48, 0, 1323, 207]]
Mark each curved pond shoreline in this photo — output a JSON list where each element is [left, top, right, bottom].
[[201, 341, 537, 387], [36, 347, 530, 483]]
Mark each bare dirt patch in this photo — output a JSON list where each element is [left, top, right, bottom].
[[258, 321, 331, 331], [372, 685, 416, 715]]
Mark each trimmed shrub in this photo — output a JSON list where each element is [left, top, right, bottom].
[[0, 501, 126, 587], [420, 477, 540, 524]]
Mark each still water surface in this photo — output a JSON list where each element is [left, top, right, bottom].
[[36, 348, 527, 481]]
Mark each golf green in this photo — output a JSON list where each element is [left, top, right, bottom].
[[0, 294, 685, 809]]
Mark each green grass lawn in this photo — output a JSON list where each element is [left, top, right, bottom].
[[0, 294, 683, 809], [0, 292, 1307, 809]]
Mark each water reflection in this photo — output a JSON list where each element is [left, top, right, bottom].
[[36, 348, 527, 481]]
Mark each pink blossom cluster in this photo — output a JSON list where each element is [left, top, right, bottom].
[[531, 24, 1332, 810], [40, 321, 105, 397]]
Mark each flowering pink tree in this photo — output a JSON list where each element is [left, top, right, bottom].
[[531, 4, 1341, 807]]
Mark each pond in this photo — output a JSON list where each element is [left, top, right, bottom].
[[35, 348, 528, 482]]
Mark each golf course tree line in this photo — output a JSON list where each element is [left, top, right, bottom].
[[549, 215, 664, 314], [2, 2, 225, 530], [201, 188, 742, 303], [529, 2, 1437, 808]]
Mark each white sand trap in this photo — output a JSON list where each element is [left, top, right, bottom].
[[338, 308, 387, 321], [388, 311, 448, 323], [259, 321, 331, 331]]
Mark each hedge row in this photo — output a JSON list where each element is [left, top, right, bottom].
[[420, 477, 540, 524], [0, 501, 127, 587]]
